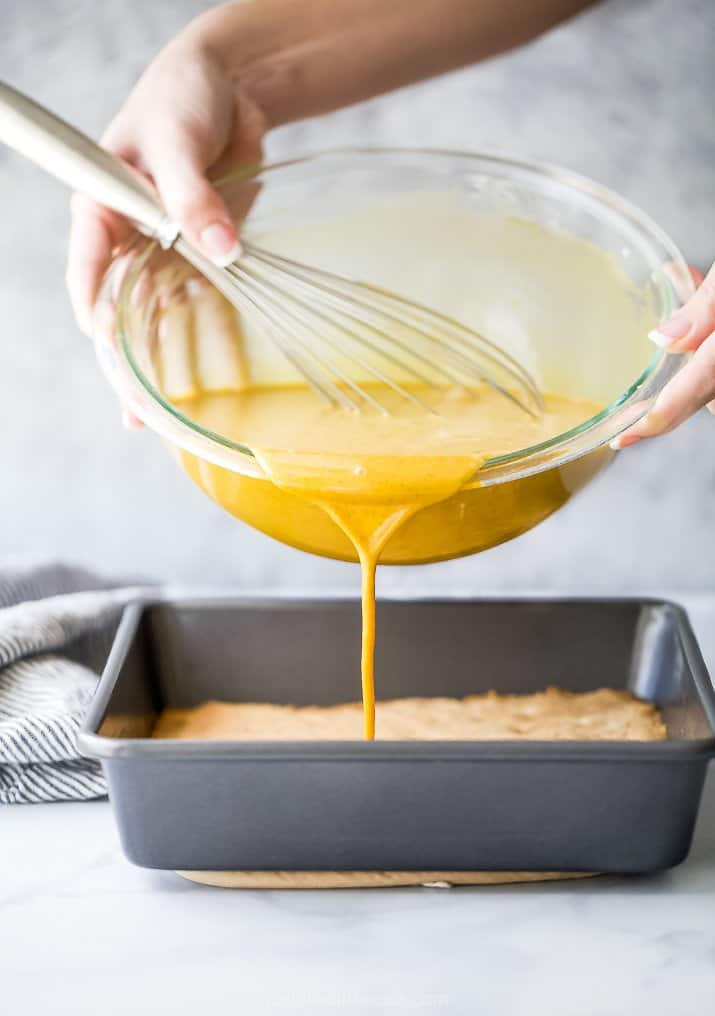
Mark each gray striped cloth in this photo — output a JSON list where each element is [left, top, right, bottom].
[[0, 564, 147, 804]]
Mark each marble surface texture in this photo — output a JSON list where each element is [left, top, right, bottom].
[[1, 592, 714, 1014], [0, 0, 713, 596]]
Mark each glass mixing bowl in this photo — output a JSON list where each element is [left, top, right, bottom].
[[96, 149, 691, 564]]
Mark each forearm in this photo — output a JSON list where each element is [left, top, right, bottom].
[[188, 0, 597, 129]]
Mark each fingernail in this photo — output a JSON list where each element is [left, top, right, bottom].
[[610, 434, 641, 450], [648, 313, 692, 348], [121, 408, 143, 431], [185, 276, 211, 298], [199, 222, 241, 267]]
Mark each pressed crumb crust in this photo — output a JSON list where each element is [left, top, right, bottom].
[[153, 687, 667, 742]]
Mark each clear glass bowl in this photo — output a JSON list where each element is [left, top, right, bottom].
[[97, 148, 692, 564]]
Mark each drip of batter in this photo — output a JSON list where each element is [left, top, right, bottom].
[[283, 472, 478, 739], [174, 383, 600, 739]]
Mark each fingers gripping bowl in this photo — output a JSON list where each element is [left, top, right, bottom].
[[95, 149, 691, 564]]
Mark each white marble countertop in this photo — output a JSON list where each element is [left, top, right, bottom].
[[3, 597, 715, 1014]]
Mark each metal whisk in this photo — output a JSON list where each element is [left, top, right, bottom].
[[0, 81, 543, 418], [229, 243, 543, 416]]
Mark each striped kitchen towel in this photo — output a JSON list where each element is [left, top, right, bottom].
[[0, 564, 148, 804]]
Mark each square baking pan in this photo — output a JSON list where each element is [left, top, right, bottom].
[[79, 597, 715, 873]]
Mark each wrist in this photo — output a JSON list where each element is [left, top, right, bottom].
[[182, 2, 295, 130]]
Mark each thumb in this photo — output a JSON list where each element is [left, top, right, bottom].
[[649, 263, 715, 354], [149, 152, 241, 267]]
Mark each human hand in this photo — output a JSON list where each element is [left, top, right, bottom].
[[66, 24, 266, 339], [611, 264, 714, 448]]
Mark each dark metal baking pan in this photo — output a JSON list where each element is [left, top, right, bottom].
[[79, 598, 715, 873]]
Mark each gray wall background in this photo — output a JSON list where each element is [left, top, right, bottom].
[[0, 0, 713, 596]]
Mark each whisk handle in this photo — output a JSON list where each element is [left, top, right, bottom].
[[0, 80, 178, 247]]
